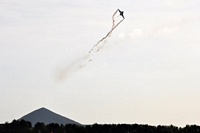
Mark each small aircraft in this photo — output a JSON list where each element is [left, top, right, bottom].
[[118, 9, 125, 19]]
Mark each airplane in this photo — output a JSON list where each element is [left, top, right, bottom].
[[118, 9, 125, 19]]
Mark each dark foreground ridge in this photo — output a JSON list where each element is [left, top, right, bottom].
[[18, 107, 81, 126], [0, 120, 200, 133]]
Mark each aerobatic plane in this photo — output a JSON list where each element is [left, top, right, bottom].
[[118, 9, 125, 19]]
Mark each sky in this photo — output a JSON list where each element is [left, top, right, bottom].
[[1, 0, 200, 127]]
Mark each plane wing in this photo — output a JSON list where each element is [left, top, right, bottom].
[[121, 14, 125, 19]]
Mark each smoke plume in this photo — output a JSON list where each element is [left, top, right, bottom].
[[56, 9, 124, 80]]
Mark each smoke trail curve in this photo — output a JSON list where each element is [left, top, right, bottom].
[[88, 10, 123, 54], [112, 10, 118, 29]]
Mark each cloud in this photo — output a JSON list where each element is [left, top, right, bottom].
[[163, 0, 191, 8], [118, 29, 144, 40], [129, 29, 144, 39], [117, 21, 181, 44], [162, 26, 179, 34], [118, 32, 125, 39]]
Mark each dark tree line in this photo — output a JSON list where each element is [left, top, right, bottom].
[[0, 119, 200, 133]]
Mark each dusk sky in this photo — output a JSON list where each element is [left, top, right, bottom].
[[1, 1, 200, 126]]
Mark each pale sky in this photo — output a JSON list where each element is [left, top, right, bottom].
[[1, 0, 200, 127]]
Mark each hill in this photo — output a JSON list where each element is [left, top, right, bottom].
[[18, 107, 81, 126]]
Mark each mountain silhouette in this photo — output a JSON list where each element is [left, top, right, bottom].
[[18, 107, 81, 126]]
